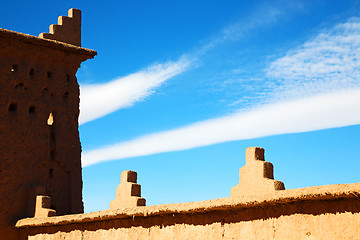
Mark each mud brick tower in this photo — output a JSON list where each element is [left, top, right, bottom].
[[0, 9, 96, 239]]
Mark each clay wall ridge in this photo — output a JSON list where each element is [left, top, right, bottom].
[[16, 182, 360, 228], [0, 28, 96, 57]]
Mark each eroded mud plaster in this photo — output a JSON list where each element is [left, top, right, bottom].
[[0, 9, 96, 240]]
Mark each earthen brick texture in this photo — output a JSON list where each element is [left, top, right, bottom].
[[2, 8, 360, 240], [0, 9, 96, 239]]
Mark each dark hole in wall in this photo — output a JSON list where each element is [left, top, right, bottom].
[[50, 132, 55, 143], [11, 65, 17, 72], [49, 169, 53, 179], [29, 106, 35, 113], [47, 72, 52, 78], [63, 92, 69, 99], [15, 82, 24, 88], [50, 150, 55, 160], [8, 103, 17, 112], [29, 68, 34, 76], [66, 74, 71, 82], [41, 87, 48, 96]]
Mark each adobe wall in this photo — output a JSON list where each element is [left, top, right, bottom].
[[16, 183, 360, 240], [0, 10, 96, 240], [2, 8, 359, 240]]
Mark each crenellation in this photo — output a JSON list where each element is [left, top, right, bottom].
[[39, 8, 82, 46], [110, 170, 146, 209], [34, 196, 56, 218], [231, 147, 285, 196]]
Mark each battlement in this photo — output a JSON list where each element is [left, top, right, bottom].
[[34, 196, 56, 218], [39, 8, 82, 46], [110, 170, 146, 209], [231, 147, 285, 196], [11, 147, 360, 239], [16, 183, 360, 239]]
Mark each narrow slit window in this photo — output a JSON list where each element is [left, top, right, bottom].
[[29, 68, 34, 76], [49, 169, 53, 179], [47, 72, 52, 78], [51, 132, 55, 142], [47, 112, 54, 125]]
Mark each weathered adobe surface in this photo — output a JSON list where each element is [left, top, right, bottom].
[[0, 28, 94, 56], [16, 183, 360, 239], [110, 170, 146, 209], [0, 27, 96, 240], [39, 8, 82, 46]]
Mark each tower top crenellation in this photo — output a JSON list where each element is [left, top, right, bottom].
[[39, 8, 82, 46]]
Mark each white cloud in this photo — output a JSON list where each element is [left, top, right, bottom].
[[81, 16, 360, 167], [82, 88, 360, 167], [78, 1, 301, 126], [79, 57, 191, 125], [266, 18, 360, 100], [198, 2, 286, 55]]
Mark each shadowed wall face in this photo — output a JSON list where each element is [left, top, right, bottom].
[[0, 29, 95, 239]]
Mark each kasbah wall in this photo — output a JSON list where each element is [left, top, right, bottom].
[[0, 8, 359, 240]]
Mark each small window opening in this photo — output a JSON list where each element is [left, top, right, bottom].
[[15, 82, 24, 89], [47, 72, 52, 78], [49, 169, 53, 179], [47, 113, 54, 125], [66, 74, 71, 82], [10, 65, 17, 72], [41, 87, 48, 96], [29, 68, 34, 76], [29, 106, 35, 113], [8, 103, 17, 112]]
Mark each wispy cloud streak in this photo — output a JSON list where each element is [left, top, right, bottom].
[[79, 1, 301, 125], [79, 57, 191, 125], [266, 18, 360, 100], [198, 1, 287, 55], [82, 88, 360, 167], [82, 16, 360, 167]]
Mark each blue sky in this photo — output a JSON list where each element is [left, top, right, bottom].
[[2, 0, 360, 213]]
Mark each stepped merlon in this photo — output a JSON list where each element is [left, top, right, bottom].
[[110, 170, 146, 209], [39, 8, 81, 46], [231, 147, 285, 196], [34, 196, 56, 218]]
